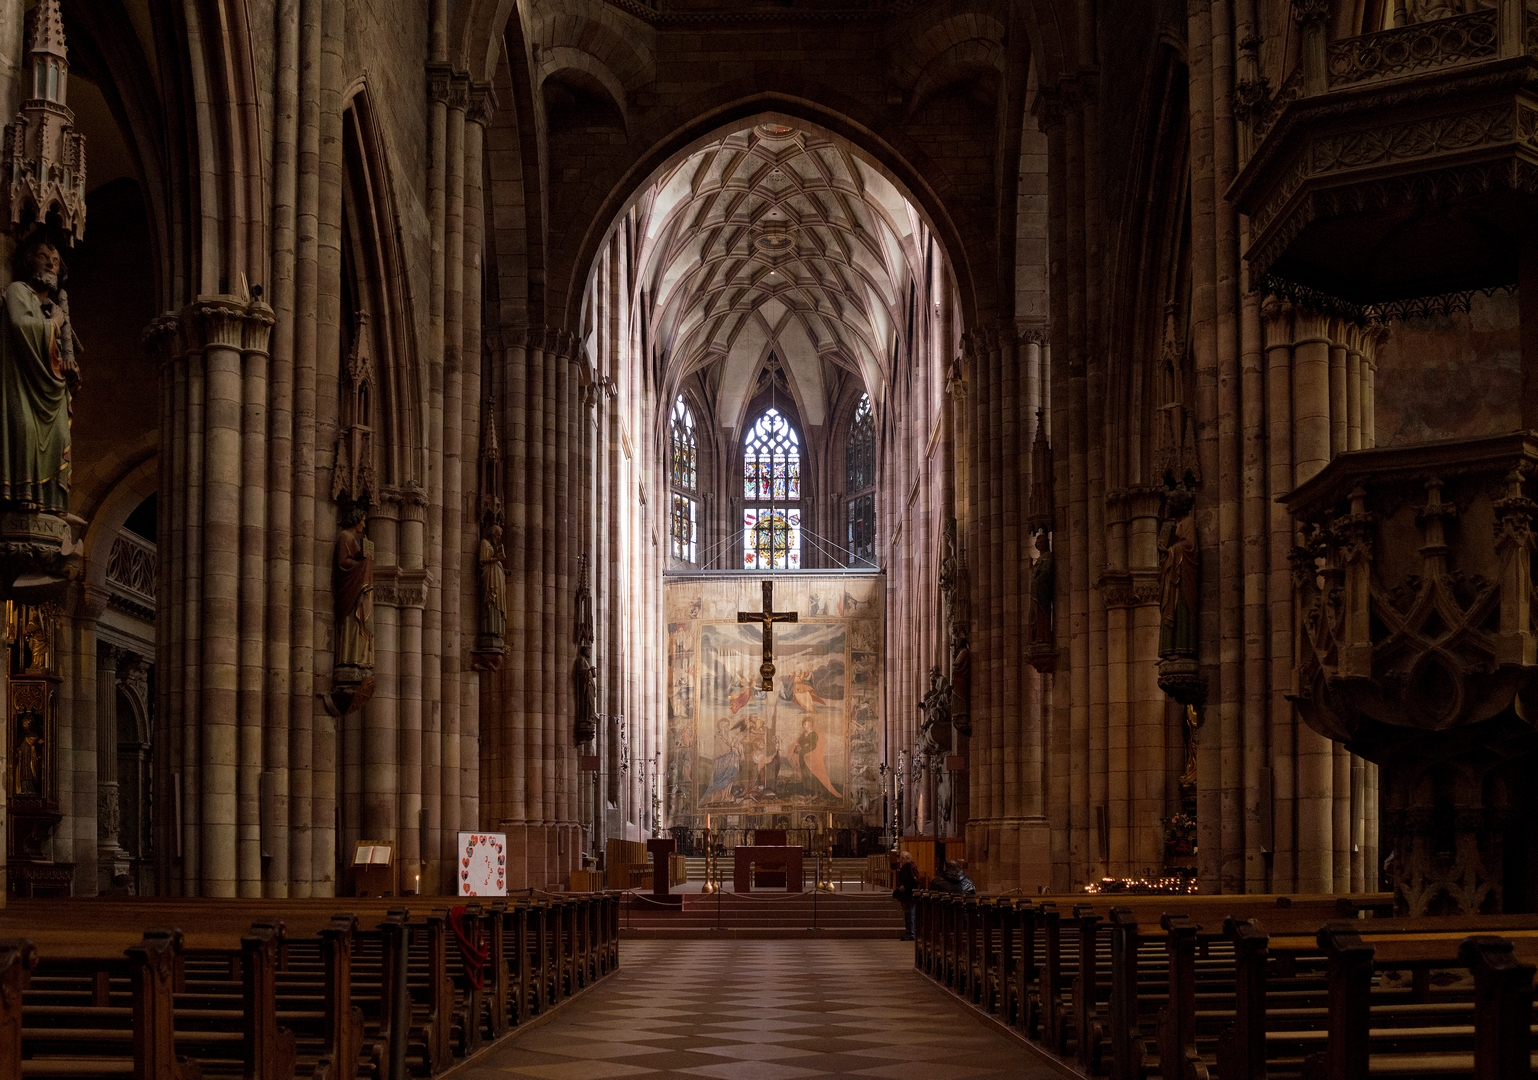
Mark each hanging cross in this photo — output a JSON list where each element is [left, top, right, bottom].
[[738, 580, 798, 691]]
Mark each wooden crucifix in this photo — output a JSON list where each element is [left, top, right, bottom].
[[738, 580, 798, 691]]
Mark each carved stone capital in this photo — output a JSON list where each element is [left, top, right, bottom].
[[448, 72, 472, 113], [1291, 0, 1330, 23], [467, 81, 498, 126], [184, 295, 275, 356], [427, 62, 452, 105], [1032, 89, 1065, 133], [1100, 570, 1134, 609]]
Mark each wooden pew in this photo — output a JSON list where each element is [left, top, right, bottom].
[[0, 892, 618, 1080]]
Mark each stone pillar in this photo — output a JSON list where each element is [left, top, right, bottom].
[[96, 641, 126, 892], [181, 295, 275, 898]]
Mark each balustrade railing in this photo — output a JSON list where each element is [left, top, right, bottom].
[[1326, 8, 1498, 86], [1255, 4, 1525, 144], [105, 529, 156, 610]]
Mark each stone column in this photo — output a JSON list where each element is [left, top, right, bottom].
[[459, 81, 493, 846], [96, 641, 125, 891], [182, 295, 275, 897]]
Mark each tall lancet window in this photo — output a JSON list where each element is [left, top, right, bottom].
[[846, 394, 876, 566], [742, 407, 802, 570], [670, 396, 699, 564]]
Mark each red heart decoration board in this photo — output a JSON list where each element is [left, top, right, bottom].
[[456, 831, 508, 897]]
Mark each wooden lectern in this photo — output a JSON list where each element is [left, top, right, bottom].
[[646, 837, 682, 906]]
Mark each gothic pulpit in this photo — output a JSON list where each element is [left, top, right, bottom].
[[646, 837, 681, 906]]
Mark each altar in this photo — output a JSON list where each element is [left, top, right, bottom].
[[732, 846, 804, 892]]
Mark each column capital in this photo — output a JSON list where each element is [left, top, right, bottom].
[[467, 81, 498, 127], [448, 71, 472, 113], [1032, 88, 1066, 133], [183, 294, 275, 355], [427, 61, 453, 105], [1291, 0, 1330, 24]]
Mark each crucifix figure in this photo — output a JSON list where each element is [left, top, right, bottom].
[[738, 580, 798, 691]]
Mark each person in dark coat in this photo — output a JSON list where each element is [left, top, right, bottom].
[[893, 850, 920, 940], [928, 859, 975, 895]]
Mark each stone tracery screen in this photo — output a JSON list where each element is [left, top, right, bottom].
[[665, 574, 884, 832]]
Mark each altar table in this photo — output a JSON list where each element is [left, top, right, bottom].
[[732, 845, 804, 892]]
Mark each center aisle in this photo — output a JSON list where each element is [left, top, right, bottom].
[[458, 939, 1059, 1079]]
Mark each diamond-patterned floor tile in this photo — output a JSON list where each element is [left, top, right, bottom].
[[455, 940, 1061, 1079]]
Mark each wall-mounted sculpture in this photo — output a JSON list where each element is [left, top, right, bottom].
[[0, 0, 88, 600], [1157, 485, 1206, 706], [573, 554, 597, 745], [1026, 409, 1057, 673], [330, 505, 376, 715], [473, 407, 507, 668]]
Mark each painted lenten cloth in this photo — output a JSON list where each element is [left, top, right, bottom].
[[665, 574, 884, 830]]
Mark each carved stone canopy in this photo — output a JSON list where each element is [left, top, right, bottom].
[[1230, 10, 1538, 306], [1282, 431, 1538, 764]]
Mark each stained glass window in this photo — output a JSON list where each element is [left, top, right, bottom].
[[670, 396, 697, 491], [742, 408, 802, 569], [743, 508, 802, 570], [742, 408, 800, 501], [669, 397, 699, 564], [671, 494, 697, 564], [845, 394, 876, 567], [847, 394, 874, 492], [848, 493, 875, 564]]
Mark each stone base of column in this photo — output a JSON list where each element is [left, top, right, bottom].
[[964, 818, 1053, 894], [97, 850, 134, 894], [500, 821, 585, 892]]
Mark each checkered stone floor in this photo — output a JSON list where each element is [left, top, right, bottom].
[[463, 940, 1060, 1079]]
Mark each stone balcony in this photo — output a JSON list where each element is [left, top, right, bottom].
[[1230, 4, 1538, 308]]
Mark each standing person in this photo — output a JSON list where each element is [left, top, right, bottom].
[[893, 850, 920, 940]]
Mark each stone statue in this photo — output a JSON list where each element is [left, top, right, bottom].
[[916, 665, 951, 754], [1179, 704, 1199, 788], [479, 523, 507, 638], [1158, 486, 1199, 658], [948, 624, 971, 737], [574, 643, 597, 745], [1029, 535, 1055, 643], [0, 236, 79, 512], [334, 507, 375, 669], [12, 713, 40, 795], [574, 554, 597, 744]]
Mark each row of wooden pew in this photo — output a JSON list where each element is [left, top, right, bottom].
[[913, 890, 1538, 1079], [0, 892, 621, 1080]]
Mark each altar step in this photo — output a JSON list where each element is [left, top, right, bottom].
[[682, 855, 876, 884], [618, 889, 906, 939]]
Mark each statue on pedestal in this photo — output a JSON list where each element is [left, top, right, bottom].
[[1158, 486, 1198, 658], [334, 507, 375, 671], [1029, 534, 1055, 644], [1157, 484, 1207, 706], [916, 666, 951, 754], [478, 523, 506, 640], [573, 554, 597, 744], [0, 235, 78, 512], [948, 624, 971, 737]]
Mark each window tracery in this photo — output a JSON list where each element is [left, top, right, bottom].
[[742, 407, 801, 570], [670, 396, 699, 564], [846, 394, 876, 566]]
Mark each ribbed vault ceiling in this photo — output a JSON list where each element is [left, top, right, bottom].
[[635, 124, 925, 429]]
